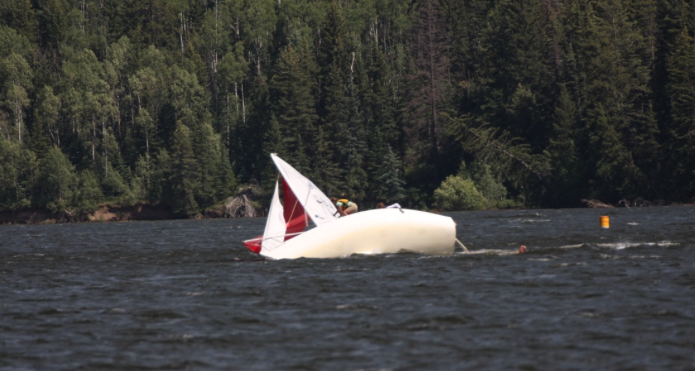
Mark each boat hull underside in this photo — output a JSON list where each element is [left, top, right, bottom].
[[260, 208, 456, 259]]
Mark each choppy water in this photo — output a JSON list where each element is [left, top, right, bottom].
[[1, 206, 695, 370]]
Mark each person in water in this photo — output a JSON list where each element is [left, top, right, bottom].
[[331, 198, 358, 216]]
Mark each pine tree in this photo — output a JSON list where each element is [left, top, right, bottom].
[[317, 3, 351, 174], [474, 0, 555, 150], [664, 27, 695, 200], [588, 105, 642, 201], [341, 73, 368, 200], [544, 84, 585, 207], [376, 146, 406, 204], [312, 126, 341, 198], [567, 0, 660, 202], [169, 123, 199, 216], [270, 46, 318, 162], [404, 0, 452, 185], [318, 2, 350, 115]]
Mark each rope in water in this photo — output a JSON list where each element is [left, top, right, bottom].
[[455, 238, 469, 253]]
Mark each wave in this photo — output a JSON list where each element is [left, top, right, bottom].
[[595, 241, 680, 250]]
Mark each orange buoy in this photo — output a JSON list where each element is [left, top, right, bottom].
[[600, 215, 610, 229]]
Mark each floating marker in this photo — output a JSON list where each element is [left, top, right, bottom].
[[600, 215, 610, 229]]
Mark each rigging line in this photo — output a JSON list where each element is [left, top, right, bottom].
[[244, 231, 304, 243], [303, 184, 312, 226], [288, 193, 301, 224]]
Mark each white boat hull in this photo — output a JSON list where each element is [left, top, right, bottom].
[[260, 208, 456, 259]]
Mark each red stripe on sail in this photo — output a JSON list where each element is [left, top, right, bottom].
[[282, 178, 307, 241]]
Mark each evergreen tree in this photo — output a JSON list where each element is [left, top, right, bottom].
[[169, 123, 199, 216], [474, 0, 555, 150], [404, 0, 452, 186], [664, 27, 695, 200], [150, 148, 172, 204], [573, 0, 660, 202], [544, 84, 585, 207], [340, 73, 368, 200], [312, 126, 341, 198], [270, 46, 318, 163], [375, 146, 406, 204], [318, 2, 350, 117], [588, 105, 643, 201]]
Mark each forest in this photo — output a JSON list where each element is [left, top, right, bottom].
[[0, 0, 694, 218]]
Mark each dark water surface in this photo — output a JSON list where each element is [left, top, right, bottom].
[[2, 206, 695, 370]]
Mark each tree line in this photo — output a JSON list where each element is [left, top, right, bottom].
[[0, 0, 694, 217]]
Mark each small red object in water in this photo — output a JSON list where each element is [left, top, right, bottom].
[[518, 245, 527, 254]]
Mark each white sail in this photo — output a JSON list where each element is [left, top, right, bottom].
[[261, 180, 287, 251], [271, 153, 338, 226]]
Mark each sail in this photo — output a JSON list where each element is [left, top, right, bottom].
[[271, 153, 338, 226], [243, 180, 286, 254], [282, 178, 308, 240], [244, 155, 338, 255], [261, 180, 287, 251]]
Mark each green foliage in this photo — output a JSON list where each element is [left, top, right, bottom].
[[544, 84, 586, 207], [0, 137, 36, 208], [434, 175, 487, 211], [375, 146, 406, 203], [311, 127, 341, 198], [664, 27, 695, 199], [1, 52, 33, 142], [150, 149, 172, 204], [270, 46, 317, 161], [37, 146, 77, 213], [0, 0, 37, 43], [0, 25, 32, 59], [1, 0, 695, 216], [460, 160, 509, 208], [73, 169, 102, 213], [169, 123, 199, 217]]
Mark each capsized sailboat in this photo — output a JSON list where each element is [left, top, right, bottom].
[[244, 154, 456, 259]]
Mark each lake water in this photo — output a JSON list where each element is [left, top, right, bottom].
[[2, 206, 695, 370]]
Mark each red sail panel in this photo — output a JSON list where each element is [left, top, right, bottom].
[[282, 178, 307, 240], [244, 237, 262, 254]]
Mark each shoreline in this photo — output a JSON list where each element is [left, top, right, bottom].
[[0, 204, 230, 225]]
